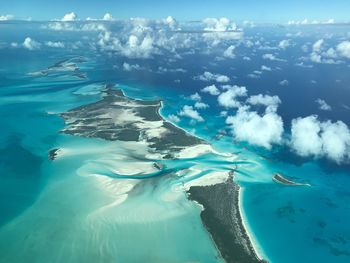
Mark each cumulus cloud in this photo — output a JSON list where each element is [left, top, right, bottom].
[[203, 17, 235, 31], [196, 71, 230, 83], [261, 65, 271, 71], [179, 105, 204, 122], [262, 53, 285, 62], [201, 84, 220, 95], [163, 16, 178, 30], [98, 31, 156, 59], [290, 116, 350, 163], [61, 12, 77, 22], [0, 14, 14, 21], [103, 13, 114, 21], [168, 114, 180, 123], [336, 41, 350, 59], [226, 106, 284, 149], [218, 85, 247, 108], [314, 39, 350, 63], [202, 17, 243, 45], [119, 35, 153, 58], [316, 98, 332, 111], [189, 92, 202, 101], [43, 16, 243, 60], [194, 102, 209, 109], [247, 94, 281, 112], [123, 62, 142, 71], [278, 39, 291, 49], [23, 37, 41, 50], [310, 39, 344, 64], [279, 80, 289, 86], [223, 45, 236, 58], [313, 39, 324, 52], [45, 41, 65, 48]]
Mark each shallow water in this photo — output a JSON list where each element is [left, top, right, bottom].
[[1, 22, 350, 263]]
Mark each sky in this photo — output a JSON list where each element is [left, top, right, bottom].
[[1, 0, 350, 23]]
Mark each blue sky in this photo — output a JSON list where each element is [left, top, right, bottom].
[[1, 0, 350, 22]]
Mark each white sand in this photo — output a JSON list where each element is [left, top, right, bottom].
[[184, 170, 231, 190], [175, 144, 214, 159], [239, 188, 268, 261]]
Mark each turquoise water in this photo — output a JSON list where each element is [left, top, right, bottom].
[[1, 22, 350, 263], [0, 57, 225, 262]]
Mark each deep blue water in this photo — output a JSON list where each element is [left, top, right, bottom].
[[1, 21, 350, 262]]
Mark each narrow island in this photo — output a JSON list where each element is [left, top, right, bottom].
[[273, 173, 311, 187], [188, 177, 265, 263]]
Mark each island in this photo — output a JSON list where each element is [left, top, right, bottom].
[[57, 84, 266, 263], [273, 173, 311, 187], [188, 177, 265, 263]]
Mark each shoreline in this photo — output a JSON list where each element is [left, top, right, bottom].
[[239, 187, 269, 262], [187, 177, 266, 263], [59, 84, 266, 262]]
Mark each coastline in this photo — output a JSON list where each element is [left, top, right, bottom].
[[59, 84, 266, 262], [187, 177, 266, 263], [239, 187, 269, 262]]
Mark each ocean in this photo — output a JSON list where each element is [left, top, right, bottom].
[[0, 21, 350, 262]]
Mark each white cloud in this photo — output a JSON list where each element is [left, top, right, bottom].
[[223, 45, 236, 58], [313, 39, 324, 52], [123, 62, 141, 71], [290, 116, 350, 163], [287, 19, 336, 25], [247, 94, 281, 112], [179, 105, 204, 122], [218, 85, 247, 108], [247, 73, 260, 79], [309, 39, 344, 64], [291, 116, 323, 157], [201, 84, 220, 95], [321, 121, 350, 162], [0, 14, 14, 21], [45, 41, 65, 48], [336, 41, 350, 59], [310, 52, 322, 63], [262, 53, 285, 62], [202, 17, 243, 45], [103, 13, 114, 21], [220, 111, 228, 117], [125, 34, 154, 58], [62, 12, 77, 22], [194, 102, 209, 109], [46, 21, 106, 32], [163, 16, 178, 30], [189, 92, 202, 101], [242, 20, 255, 28], [316, 98, 332, 111], [156, 67, 186, 74], [99, 34, 156, 59], [279, 80, 289, 86], [261, 65, 271, 71], [23, 37, 41, 50], [203, 17, 237, 32], [168, 114, 180, 123], [196, 71, 230, 83], [226, 106, 284, 149], [278, 39, 291, 49]]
